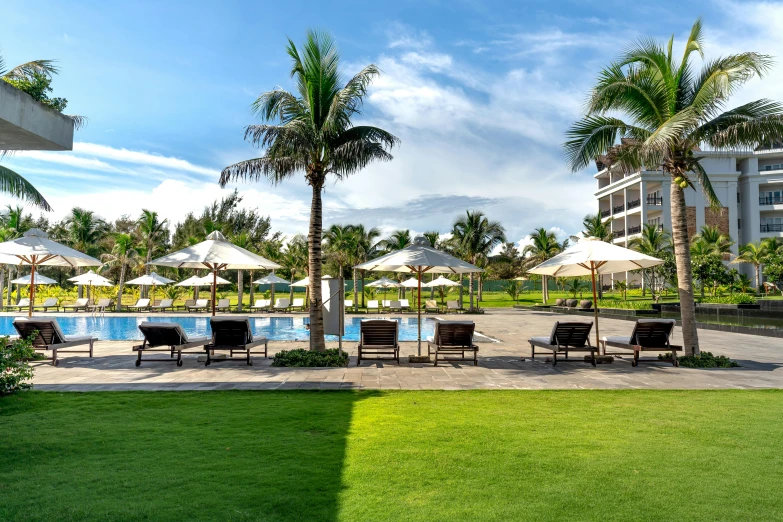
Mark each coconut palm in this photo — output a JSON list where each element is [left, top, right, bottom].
[[564, 19, 783, 355], [582, 213, 612, 242], [451, 211, 506, 311], [732, 241, 770, 289], [693, 225, 734, 255], [380, 229, 411, 253], [219, 30, 399, 351], [281, 234, 309, 303], [137, 209, 168, 298], [101, 233, 141, 311], [65, 207, 107, 298], [349, 224, 380, 310], [630, 224, 672, 299], [323, 223, 356, 302], [522, 228, 563, 304]]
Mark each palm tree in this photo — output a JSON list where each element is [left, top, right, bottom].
[[65, 207, 107, 298], [137, 210, 169, 297], [380, 230, 412, 298], [219, 31, 399, 351], [323, 223, 356, 289], [101, 233, 140, 311], [522, 228, 563, 304], [733, 241, 769, 289], [564, 19, 783, 355], [693, 225, 734, 256], [630, 224, 672, 299], [451, 211, 506, 311], [349, 224, 380, 311], [582, 213, 612, 242], [281, 235, 309, 303]]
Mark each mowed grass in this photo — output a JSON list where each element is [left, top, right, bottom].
[[2, 390, 782, 521]]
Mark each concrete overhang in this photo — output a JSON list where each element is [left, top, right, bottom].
[[0, 80, 74, 151]]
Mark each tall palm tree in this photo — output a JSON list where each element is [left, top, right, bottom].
[[693, 225, 734, 256], [323, 224, 356, 291], [522, 228, 562, 304], [349, 224, 380, 311], [630, 224, 672, 299], [101, 233, 140, 311], [282, 234, 309, 303], [137, 209, 169, 285], [564, 19, 783, 355], [380, 230, 412, 297], [733, 241, 771, 289], [219, 31, 399, 351], [451, 211, 506, 311], [582, 213, 612, 242]]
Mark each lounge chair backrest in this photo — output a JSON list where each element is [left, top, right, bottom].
[[367, 300, 379, 308], [195, 299, 208, 307], [17, 298, 31, 307], [158, 299, 173, 307], [548, 321, 593, 347], [13, 318, 67, 347], [218, 299, 230, 307], [345, 299, 353, 307], [360, 320, 398, 347], [400, 299, 409, 307], [447, 300, 459, 309], [433, 321, 475, 347], [254, 299, 269, 307], [210, 317, 253, 345], [426, 300, 437, 308], [139, 322, 190, 347], [292, 298, 304, 307], [136, 298, 151, 307], [183, 299, 195, 307], [382, 300, 391, 307], [42, 298, 58, 306], [275, 298, 290, 307], [390, 300, 401, 309], [95, 298, 112, 307], [75, 298, 88, 306], [629, 319, 675, 347]]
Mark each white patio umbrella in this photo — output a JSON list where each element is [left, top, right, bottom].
[[0, 228, 101, 316], [425, 275, 461, 307], [252, 274, 290, 285], [528, 237, 663, 348], [175, 275, 204, 287], [69, 270, 113, 301], [195, 274, 230, 285], [355, 236, 481, 355], [149, 231, 281, 315], [11, 273, 57, 285], [125, 272, 174, 305]]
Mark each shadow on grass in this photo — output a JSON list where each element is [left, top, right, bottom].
[[0, 390, 380, 521]]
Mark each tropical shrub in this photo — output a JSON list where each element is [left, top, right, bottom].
[[0, 336, 39, 395], [700, 294, 756, 305], [272, 348, 349, 367], [597, 300, 654, 310], [659, 351, 739, 368]]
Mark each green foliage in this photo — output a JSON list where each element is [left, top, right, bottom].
[[271, 348, 348, 367], [597, 299, 654, 310], [0, 336, 39, 395], [700, 294, 756, 305], [660, 351, 740, 368], [162, 286, 182, 300], [3, 71, 68, 112], [504, 280, 520, 302], [564, 277, 589, 298]]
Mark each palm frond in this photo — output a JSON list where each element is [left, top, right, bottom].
[[696, 99, 783, 149], [692, 160, 721, 208], [563, 115, 645, 171], [2, 59, 59, 80], [325, 65, 381, 132], [642, 107, 698, 153], [329, 125, 400, 150], [329, 142, 394, 179], [588, 63, 668, 126], [688, 53, 774, 115], [219, 156, 304, 186], [0, 164, 52, 211]]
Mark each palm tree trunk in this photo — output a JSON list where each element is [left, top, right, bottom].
[[308, 181, 326, 351], [361, 269, 365, 308], [6, 266, 12, 306], [756, 264, 761, 289], [670, 181, 700, 355], [478, 273, 483, 302], [469, 272, 475, 311], [0, 268, 5, 311], [249, 270, 255, 305], [76, 268, 83, 299], [289, 276, 294, 303], [459, 274, 464, 307], [117, 264, 126, 311], [352, 267, 358, 312], [237, 270, 244, 312]]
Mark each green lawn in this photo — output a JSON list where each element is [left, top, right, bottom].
[[2, 390, 782, 521]]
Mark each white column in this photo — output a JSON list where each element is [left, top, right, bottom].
[[727, 180, 739, 255], [661, 178, 672, 231]]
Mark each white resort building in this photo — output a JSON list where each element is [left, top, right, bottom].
[[594, 145, 783, 287]]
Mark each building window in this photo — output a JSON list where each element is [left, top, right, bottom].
[[738, 218, 741, 229]]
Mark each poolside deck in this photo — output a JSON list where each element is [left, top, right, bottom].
[[19, 308, 783, 391]]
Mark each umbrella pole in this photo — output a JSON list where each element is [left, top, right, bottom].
[[417, 269, 422, 356], [591, 262, 600, 350], [28, 260, 36, 317]]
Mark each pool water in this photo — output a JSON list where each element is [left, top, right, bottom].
[[0, 316, 436, 342]]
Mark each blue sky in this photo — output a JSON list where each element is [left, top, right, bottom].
[[4, 0, 783, 246]]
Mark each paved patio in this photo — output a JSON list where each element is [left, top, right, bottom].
[[22, 309, 783, 391]]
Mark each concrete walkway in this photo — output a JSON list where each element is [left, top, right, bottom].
[[26, 309, 783, 391]]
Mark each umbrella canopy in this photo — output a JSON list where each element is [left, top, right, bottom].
[[400, 277, 421, 288], [11, 273, 57, 285], [68, 270, 114, 287], [0, 228, 101, 316], [366, 277, 401, 288], [149, 231, 281, 315], [125, 272, 175, 286], [528, 237, 664, 347], [253, 274, 291, 285], [355, 236, 482, 355], [175, 275, 204, 287], [195, 274, 230, 285], [425, 276, 461, 287]]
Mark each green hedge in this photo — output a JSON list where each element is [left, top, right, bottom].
[[272, 348, 349, 367]]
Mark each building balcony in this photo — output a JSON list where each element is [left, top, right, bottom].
[[761, 224, 783, 233], [600, 209, 611, 218], [612, 204, 625, 214], [626, 198, 641, 210], [627, 225, 642, 235], [613, 229, 626, 238], [647, 196, 663, 206], [760, 196, 783, 206]]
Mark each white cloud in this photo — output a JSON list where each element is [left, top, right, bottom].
[[72, 142, 218, 178]]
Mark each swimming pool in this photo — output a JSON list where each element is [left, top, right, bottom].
[[0, 316, 437, 342]]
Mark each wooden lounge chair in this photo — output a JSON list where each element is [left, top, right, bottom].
[[400, 299, 411, 312], [203, 317, 268, 365], [62, 298, 89, 312], [425, 300, 440, 313], [178, 299, 196, 311], [6, 298, 31, 311], [186, 299, 209, 312], [528, 321, 596, 367], [216, 299, 232, 312], [133, 322, 208, 367], [128, 298, 151, 311], [357, 319, 399, 365], [150, 298, 174, 312], [274, 298, 290, 312], [33, 298, 59, 312], [290, 298, 305, 312], [88, 298, 113, 313], [381, 300, 392, 311], [446, 300, 463, 313], [250, 299, 271, 312], [344, 299, 353, 310], [13, 317, 96, 366], [389, 300, 403, 312], [367, 300, 380, 313], [427, 320, 478, 366], [601, 319, 682, 367]]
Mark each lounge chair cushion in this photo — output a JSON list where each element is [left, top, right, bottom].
[[139, 321, 200, 346]]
